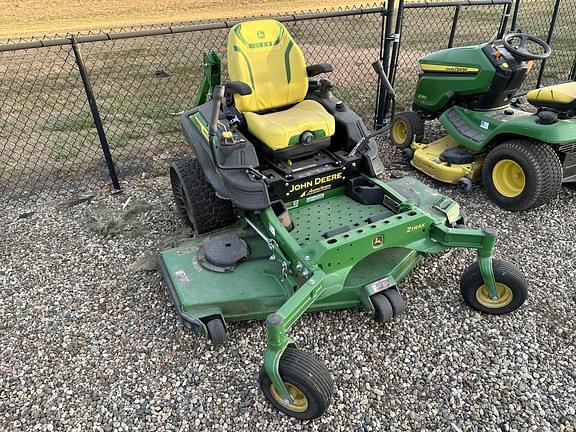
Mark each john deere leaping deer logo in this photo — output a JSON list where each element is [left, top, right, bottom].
[[257, 30, 266, 39], [372, 235, 384, 248]]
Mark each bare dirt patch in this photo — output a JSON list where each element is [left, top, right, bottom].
[[1, 0, 360, 39]]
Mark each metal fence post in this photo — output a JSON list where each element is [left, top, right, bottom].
[[570, 53, 576, 81], [388, 0, 405, 89], [448, 5, 461, 48], [536, 0, 562, 88], [509, 0, 520, 32], [375, 0, 397, 128], [70, 36, 121, 191], [497, 1, 512, 38]]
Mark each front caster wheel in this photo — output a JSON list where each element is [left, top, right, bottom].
[[259, 348, 334, 420], [401, 147, 414, 161], [383, 288, 407, 317], [371, 293, 394, 322], [457, 177, 473, 193], [460, 259, 528, 315]]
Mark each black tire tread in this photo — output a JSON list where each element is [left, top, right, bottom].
[[170, 158, 236, 234], [371, 293, 394, 322], [482, 140, 562, 211], [383, 288, 407, 317], [205, 317, 227, 345], [460, 259, 528, 315], [277, 348, 333, 401], [390, 112, 425, 149], [258, 347, 333, 420], [405, 111, 425, 143]]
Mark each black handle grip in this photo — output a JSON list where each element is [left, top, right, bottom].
[[208, 85, 225, 138], [371, 60, 396, 99]]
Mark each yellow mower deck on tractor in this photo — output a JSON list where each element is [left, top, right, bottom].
[[410, 136, 484, 185]]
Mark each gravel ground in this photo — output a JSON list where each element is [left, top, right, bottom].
[[1, 144, 576, 431]]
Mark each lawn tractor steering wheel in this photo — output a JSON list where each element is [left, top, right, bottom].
[[502, 33, 551, 61]]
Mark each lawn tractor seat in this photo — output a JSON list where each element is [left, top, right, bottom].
[[227, 20, 336, 159], [527, 81, 576, 115]]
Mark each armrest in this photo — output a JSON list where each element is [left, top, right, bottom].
[[225, 80, 252, 96], [306, 63, 333, 77]]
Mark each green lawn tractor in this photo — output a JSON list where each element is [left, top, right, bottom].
[[159, 20, 529, 420], [391, 33, 576, 211]]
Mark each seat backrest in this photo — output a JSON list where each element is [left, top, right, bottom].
[[227, 20, 308, 113]]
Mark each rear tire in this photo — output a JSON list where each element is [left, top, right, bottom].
[[482, 140, 562, 211], [390, 112, 425, 149], [170, 158, 236, 234]]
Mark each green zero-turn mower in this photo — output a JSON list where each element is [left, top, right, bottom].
[[390, 32, 576, 211], [158, 20, 529, 419]]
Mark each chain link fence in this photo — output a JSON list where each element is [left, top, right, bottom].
[[1, 0, 575, 203], [509, 0, 576, 88], [0, 5, 386, 202]]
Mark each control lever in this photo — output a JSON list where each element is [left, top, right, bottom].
[[371, 59, 396, 99], [207, 85, 261, 178], [319, 79, 335, 96], [347, 60, 396, 158]]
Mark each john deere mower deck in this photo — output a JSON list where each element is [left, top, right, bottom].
[[159, 19, 528, 420], [391, 32, 576, 211]]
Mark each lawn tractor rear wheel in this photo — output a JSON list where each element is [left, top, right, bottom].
[[259, 348, 333, 420], [460, 259, 528, 315], [390, 112, 425, 149], [205, 317, 227, 345], [371, 293, 394, 322], [170, 158, 236, 234], [482, 140, 562, 211]]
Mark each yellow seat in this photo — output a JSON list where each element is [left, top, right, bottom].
[[527, 82, 576, 112], [243, 100, 334, 151], [227, 19, 335, 152]]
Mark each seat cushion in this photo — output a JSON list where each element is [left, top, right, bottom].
[[244, 100, 335, 151], [527, 82, 576, 112]]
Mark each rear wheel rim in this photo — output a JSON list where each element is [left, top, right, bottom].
[[392, 120, 408, 144], [492, 159, 526, 198], [476, 282, 513, 308], [270, 382, 309, 413]]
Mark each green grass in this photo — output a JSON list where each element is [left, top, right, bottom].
[[48, 114, 94, 133]]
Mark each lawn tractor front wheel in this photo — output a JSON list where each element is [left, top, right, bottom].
[[390, 112, 425, 149], [460, 259, 528, 315], [170, 158, 236, 234], [482, 140, 562, 211], [259, 348, 333, 420]]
